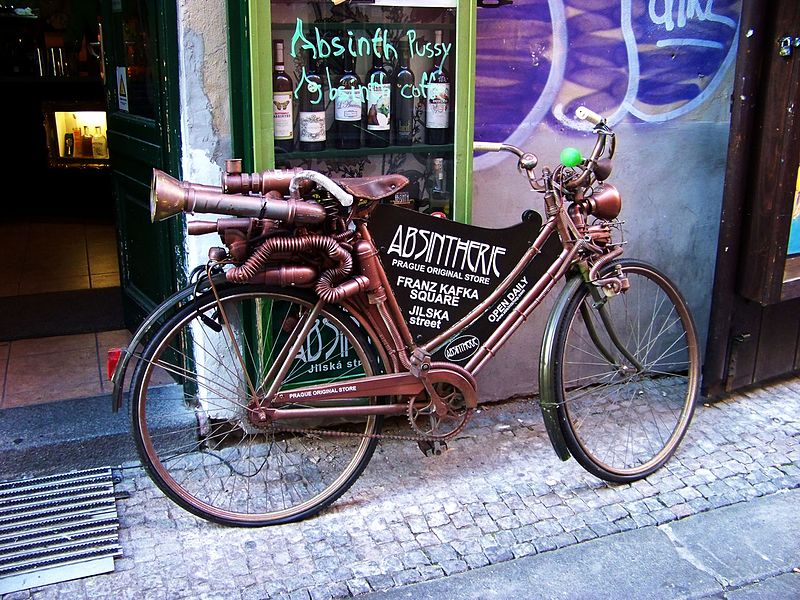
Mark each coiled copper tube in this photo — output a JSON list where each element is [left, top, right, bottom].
[[226, 235, 370, 303], [248, 266, 318, 287]]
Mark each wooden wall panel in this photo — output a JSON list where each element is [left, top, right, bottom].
[[738, 1, 800, 305], [705, 1, 800, 396], [753, 299, 800, 382]]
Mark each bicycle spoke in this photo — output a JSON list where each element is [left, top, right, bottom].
[[555, 262, 698, 481], [133, 289, 383, 525]]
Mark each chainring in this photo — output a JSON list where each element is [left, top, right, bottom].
[[407, 380, 473, 440]]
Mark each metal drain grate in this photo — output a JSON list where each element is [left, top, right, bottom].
[[0, 467, 122, 594]]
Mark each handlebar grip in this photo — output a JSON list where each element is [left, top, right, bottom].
[[473, 141, 505, 153], [575, 106, 605, 125]]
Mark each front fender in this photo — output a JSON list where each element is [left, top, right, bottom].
[[538, 272, 585, 461]]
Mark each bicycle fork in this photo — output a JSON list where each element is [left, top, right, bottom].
[[583, 267, 644, 373]]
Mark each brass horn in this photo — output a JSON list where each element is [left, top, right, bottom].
[[149, 169, 327, 225], [570, 183, 622, 222], [588, 183, 622, 220]]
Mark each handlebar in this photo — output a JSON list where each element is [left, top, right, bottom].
[[473, 141, 538, 170], [473, 141, 510, 154], [473, 106, 614, 187]]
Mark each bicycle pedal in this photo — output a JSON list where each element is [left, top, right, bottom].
[[417, 440, 447, 457]]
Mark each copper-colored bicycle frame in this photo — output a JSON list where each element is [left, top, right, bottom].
[[247, 139, 621, 427], [142, 118, 623, 432]]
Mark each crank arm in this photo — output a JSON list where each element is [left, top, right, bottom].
[[420, 377, 449, 418]]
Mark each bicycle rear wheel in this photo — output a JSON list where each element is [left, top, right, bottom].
[[552, 259, 699, 482], [131, 286, 383, 526]]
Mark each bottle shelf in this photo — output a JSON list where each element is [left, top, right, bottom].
[[269, 0, 457, 7], [272, 22, 455, 32], [276, 143, 453, 161], [48, 156, 111, 170]]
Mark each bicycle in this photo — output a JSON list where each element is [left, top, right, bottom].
[[109, 107, 699, 526]]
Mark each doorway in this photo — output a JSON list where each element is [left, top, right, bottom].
[[0, 0, 182, 409], [705, 1, 800, 396]]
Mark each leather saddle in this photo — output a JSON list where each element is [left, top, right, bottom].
[[332, 174, 409, 201]]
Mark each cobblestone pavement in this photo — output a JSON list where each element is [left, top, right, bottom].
[[4, 376, 800, 600]]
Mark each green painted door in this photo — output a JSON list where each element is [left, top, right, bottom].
[[102, 0, 183, 328]]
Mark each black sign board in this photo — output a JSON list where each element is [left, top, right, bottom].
[[369, 204, 563, 362]]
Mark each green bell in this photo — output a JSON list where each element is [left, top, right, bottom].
[[560, 147, 582, 168]]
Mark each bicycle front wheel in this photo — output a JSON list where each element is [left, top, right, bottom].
[[552, 260, 699, 482], [131, 286, 383, 526]]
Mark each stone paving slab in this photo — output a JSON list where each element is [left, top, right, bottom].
[[1, 375, 799, 600], [0, 394, 136, 473], [360, 525, 723, 600], [660, 488, 800, 589], [723, 573, 800, 599], [361, 488, 800, 600]]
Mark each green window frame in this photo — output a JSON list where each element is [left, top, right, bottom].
[[226, 0, 477, 223]]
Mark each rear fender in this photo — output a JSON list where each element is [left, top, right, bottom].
[[110, 273, 228, 412]]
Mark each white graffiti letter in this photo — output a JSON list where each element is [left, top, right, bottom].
[[649, 0, 675, 32]]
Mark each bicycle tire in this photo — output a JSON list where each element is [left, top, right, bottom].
[[550, 259, 699, 482], [131, 285, 384, 526]]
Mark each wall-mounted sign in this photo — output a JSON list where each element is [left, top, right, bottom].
[[116, 67, 129, 112], [788, 163, 800, 256], [369, 204, 562, 360]]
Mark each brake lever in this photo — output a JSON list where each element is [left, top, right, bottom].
[[525, 168, 545, 191]]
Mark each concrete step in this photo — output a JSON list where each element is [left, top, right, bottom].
[[0, 394, 138, 479]]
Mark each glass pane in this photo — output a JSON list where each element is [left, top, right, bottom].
[[42, 105, 110, 168], [112, 0, 158, 119], [783, 164, 800, 283], [268, 0, 457, 216]]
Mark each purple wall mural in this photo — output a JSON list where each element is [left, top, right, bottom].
[[474, 0, 741, 170]]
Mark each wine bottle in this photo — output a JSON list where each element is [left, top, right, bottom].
[[365, 40, 391, 148], [393, 39, 415, 146], [298, 50, 326, 152], [72, 124, 82, 157], [425, 30, 451, 145], [334, 52, 362, 150], [81, 126, 93, 157], [430, 157, 451, 214], [272, 39, 294, 153]]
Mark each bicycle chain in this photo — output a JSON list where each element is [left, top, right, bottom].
[[264, 423, 441, 443], [252, 386, 475, 443], [261, 410, 474, 443]]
